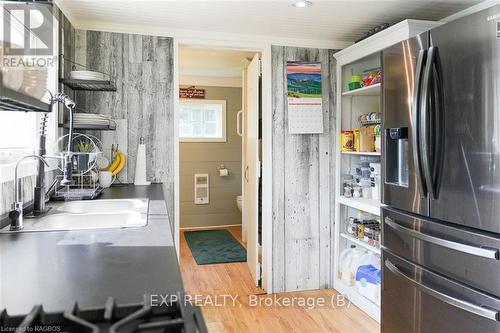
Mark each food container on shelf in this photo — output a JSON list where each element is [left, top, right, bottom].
[[343, 174, 355, 198], [346, 217, 359, 236], [338, 246, 366, 286], [374, 125, 382, 152], [371, 175, 381, 200], [356, 126, 376, 152], [363, 223, 381, 246], [341, 131, 354, 151], [348, 81, 361, 90], [362, 186, 372, 199], [350, 75, 362, 83], [369, 162, 381, 175], [355, 252, 381, 306], [348, 75, 362, 90], [353, 186, 362, 198], [361, 67, 382, 87]]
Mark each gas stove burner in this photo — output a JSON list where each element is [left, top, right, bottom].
[[0, 293, 207, 333]]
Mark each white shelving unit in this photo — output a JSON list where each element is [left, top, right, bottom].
[[341, 83, 381, 97], [341, 151, 381, 156], [338, 196, 381, 216], [340, 233, 381, 255], [332, 19, 441, 323]]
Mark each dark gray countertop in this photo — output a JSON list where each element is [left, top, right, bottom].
[[0, 184, 183, 316]]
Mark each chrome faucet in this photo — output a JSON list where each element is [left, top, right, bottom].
[[9, 92, 77, 229], [9, 155, 49, 230], [32, 92, 76, 214]]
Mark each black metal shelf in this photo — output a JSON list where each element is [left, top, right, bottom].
[[59, 123, 116, 131], [60, 78, 116, 91]]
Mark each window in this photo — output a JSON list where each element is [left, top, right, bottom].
[[0, 112, 37, 163], [179, 99, 226, 142]]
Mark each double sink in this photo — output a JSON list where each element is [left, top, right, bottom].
[[0, 199, 149, 233]]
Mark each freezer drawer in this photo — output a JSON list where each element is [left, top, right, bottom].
[[382, 207, 500, 297], [382, 250, 500, 333]]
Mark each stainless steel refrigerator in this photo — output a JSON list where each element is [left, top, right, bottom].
[[381, 5, 500, 332]]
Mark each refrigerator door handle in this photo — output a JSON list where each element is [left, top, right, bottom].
[[420, 46, 435, 199], [421, 46, 445, 200], [385, 217, 500, 260], [412, 49, 427, 197], [385, 259, 500, 321], [431, 46, 445, 199]]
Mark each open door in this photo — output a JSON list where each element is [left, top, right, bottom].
[[244, 54, 261, 286]]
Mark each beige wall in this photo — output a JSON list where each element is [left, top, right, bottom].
[[180, 86, 242, 228]]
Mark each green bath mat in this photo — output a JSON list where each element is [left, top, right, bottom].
[[184, 229, 247, 265]]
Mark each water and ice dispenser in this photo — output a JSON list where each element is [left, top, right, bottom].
[[385, 127, 409, 187]]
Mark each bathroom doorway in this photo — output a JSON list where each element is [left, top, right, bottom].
[[175, 44, 266, 289]]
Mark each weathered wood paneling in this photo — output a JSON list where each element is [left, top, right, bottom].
[[70, 30, 175, 224], [271, 46, 337, 292]]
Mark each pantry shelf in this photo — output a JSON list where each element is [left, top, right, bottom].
[[341, 151, 381, 156], [340, 233, 381, 255], [341, 83, 381, 97], [334, 280, 380, 322], [338, 196, 381, 216]]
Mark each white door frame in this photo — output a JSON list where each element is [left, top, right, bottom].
[[173, 38, 273, 294]]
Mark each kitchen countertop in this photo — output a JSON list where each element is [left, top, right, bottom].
[[0, 184, 182, 316]]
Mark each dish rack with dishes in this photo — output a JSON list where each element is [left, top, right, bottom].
[[50, 133, 104, 200]]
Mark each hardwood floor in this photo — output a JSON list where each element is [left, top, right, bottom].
[[180, 226, 380, 333]]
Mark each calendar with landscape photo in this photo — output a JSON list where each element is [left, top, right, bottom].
[[286, 62, 322, 98]]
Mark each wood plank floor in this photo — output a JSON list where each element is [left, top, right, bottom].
[[180, 226, 380, 333]]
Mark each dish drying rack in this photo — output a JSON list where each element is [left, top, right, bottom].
[[50, 133, 104, 201], [51, 173, 103, 201]]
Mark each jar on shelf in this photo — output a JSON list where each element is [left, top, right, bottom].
[[346, 217, 359, 236], [353, 185, 362, 198], [343, 174, 355, 197], [363, 223, 381, 246]]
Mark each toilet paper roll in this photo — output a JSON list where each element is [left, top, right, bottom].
[[219, 168, 229, 177]]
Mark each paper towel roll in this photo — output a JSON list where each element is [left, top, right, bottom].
[[134, 137, 151, 186], [219, 168, 229, 177]]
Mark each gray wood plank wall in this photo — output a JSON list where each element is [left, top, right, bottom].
[[271, 46, 337, 292], [67, 30, 175, 224]]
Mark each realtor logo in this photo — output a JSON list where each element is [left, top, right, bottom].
[[3, 2, 53, 56]]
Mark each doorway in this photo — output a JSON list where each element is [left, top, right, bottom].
[[174, 43, 270, 291]]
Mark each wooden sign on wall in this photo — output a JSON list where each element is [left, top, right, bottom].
[[180, 86, 205, 99]]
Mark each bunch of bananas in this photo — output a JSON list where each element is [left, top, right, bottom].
[[107, 150, 126, 176]]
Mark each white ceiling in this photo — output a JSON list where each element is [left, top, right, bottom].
[[179, 47, 257, 77], [57, 0, 482, 47]]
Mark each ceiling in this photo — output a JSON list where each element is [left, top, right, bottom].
[[56, 0, 481, 46], [179, 47, 257, 77]]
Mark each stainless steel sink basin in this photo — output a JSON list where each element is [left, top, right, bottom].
[[0, 198, 149, 233], [55, 199, 149, 214]]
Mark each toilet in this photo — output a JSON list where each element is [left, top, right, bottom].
[[236, 195, 242, 212]]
